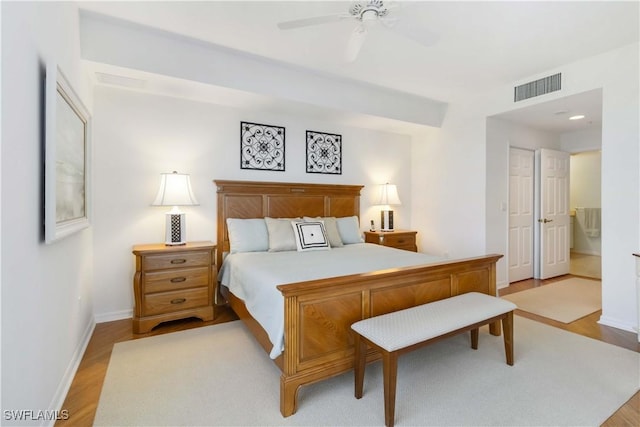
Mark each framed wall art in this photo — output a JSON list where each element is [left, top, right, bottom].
[[306, 130, 342, 175], [240, 121, 285, 171], [44, 63, 91, 244]]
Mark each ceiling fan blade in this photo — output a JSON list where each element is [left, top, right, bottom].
[[277, 14, 349, 30], [380, 16, 439, 47], [344, 25, 368, 62]]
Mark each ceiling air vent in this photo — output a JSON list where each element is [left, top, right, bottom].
[[514, 73, 561, 102]]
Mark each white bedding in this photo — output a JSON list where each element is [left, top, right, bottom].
[[217, 243, 442, 359]]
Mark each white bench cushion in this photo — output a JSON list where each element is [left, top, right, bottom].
[[351, 292, 517, 352]]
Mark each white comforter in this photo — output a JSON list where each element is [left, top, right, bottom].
[[217, 243, 442, 359]]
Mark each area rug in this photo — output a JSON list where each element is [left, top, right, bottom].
[[94, 317, 638, 426], [501, 277, 601, 323]]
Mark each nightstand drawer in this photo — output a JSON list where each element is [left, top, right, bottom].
[[380, 234, 414, 247], [364, 230, 418, 252], [142, 250, 210, 271], [144, 267, 210, 294], [144, 287, 210, 316]]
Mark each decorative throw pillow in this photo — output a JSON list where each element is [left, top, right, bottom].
[[226, 218, 269, 253], [303, 216, 343, 247], [291, 221, 330, 251], [265, 217, 298, 252], [336, 216, 364, 244]]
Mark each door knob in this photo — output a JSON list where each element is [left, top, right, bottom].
[[538, 218, 553, 223]]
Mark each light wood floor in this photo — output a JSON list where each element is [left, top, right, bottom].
[[57, 275, 638, 427]]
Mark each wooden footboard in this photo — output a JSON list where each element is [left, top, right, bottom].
[[276, 253, 502, 417]]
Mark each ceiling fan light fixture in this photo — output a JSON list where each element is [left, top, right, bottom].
[[360, 9, 379, 29], [361, 9, 379, 22]]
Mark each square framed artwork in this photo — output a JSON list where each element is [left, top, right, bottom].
[[240, 121, 285, 171], [44, 63, 91, 243], [306, 130, 342, 174]]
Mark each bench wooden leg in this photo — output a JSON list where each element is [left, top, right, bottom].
[[502, 310, 514, 365], [354, 334, 366, 399], [470, 328, 479, 349], [489, 320, 501, 336], [382, 350, 398, 427]]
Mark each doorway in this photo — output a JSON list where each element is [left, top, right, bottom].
[[507, 148, 602, 283], [508, 147, 572, 283], [492, 89, 603, 286], [568, 151, 602, 279]]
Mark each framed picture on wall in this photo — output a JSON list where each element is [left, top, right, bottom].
[[240, 121, 285, 171], [44, 63, 91, 244], [306, 130, 342, 174]]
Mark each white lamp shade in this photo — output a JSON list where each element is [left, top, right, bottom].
[[375, 183, 401, 206], [152, 171, 199, 206]]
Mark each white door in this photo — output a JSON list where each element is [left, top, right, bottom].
[[509, 148, 534, 282], [538, 148, 570, 279]]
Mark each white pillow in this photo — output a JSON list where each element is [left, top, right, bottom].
[[303, 216, 343, 247], [226, 218, 269, 253], [265, 217, 298, 252], [291, 221, 330, 251], [336, 216, 364, 244]]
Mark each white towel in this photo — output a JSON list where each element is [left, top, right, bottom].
[[584, 208, 601, 238]]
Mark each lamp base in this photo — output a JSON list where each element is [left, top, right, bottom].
[[380, 209, 394, 232], [165, 212, 186, 245]]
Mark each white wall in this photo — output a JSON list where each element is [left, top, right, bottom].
[[597, 45, 639, 333], [411, 101, 488, 260], [1, 2, 95, 424], [485, 118, 561, 287], [91, 86, 415, 320]]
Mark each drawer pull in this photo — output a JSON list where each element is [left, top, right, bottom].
[[170, 277, 187, 283], [170, 259, 187, 264], [170, 298, 187, 304]]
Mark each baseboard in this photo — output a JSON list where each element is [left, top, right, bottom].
[[598, 314, 638, 335], [95, 308, 132, 324], [497, 280, 509, 290], [46, 318, 95, 426]]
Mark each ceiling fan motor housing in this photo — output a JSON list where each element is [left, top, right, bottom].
[[350, 0, 389, 21]]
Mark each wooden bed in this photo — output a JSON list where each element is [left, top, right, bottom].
[[215, 180, 502, 417]]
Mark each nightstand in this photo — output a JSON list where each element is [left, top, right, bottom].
[[364, 230, 418, 252], [132, 241, 216, 333]]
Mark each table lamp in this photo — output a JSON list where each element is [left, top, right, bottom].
[[375, 183, 401, 231], [152, 171, 199, 245]]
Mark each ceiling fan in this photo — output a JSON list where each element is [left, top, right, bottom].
[[277, 0, 438, 62]]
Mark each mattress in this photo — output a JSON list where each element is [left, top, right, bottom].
[[218, 243, 442, 359]]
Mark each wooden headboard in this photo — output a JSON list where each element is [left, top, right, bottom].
[[214, 180, 364, 267]]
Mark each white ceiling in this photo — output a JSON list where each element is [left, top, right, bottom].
[[79, 1, 639, 134]]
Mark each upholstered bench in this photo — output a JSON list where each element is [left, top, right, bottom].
[[351, 292, 517, 427]]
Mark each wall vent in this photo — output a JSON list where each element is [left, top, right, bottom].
[[514, 73, 561, 102]]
